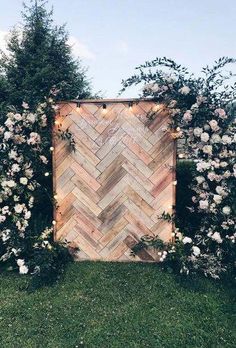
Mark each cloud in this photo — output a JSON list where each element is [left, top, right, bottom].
[[115, 40, 129, 55], [68, 36, 95, 60], [0, 30, 95, 61]]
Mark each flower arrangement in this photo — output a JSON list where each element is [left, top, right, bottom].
[[123, 57, 236, 280], [0, 98, 72, 288]]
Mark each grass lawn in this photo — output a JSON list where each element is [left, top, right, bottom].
[[0, 262, 235, 348]]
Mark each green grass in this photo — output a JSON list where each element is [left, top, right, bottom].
[[0, 262, 235, 348]]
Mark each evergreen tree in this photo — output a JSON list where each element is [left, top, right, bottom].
[[0, 0, 91, 109]]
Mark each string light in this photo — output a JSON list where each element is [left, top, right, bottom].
[[44, 172, 49, 177], [173, 180, 177, 186], [52, 220, 56, 226], [102, 103, 107, 114], [54, 120, 60, 125], [128, 101, 133, 110], [153, 104, 160, 112], [50, 146, 54, 152], [76, 102, 81, 111], [176, 127, 181, 132], [178, 153, 185, 159], [53, 194, 58, 199]]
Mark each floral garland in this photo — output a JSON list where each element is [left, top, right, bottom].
[[122, 57, 236, 279], [0, 99, 71, 282]]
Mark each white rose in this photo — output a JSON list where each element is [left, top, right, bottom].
[[202, 145, 212, 155], [17, 259, 25, 267], [24, 211, 31, 220], [192, 246, 201, 256], [179, 86, 190, 95], [215, 108, 227, 119], [12, 163, 20, 172], [27, 113, 36, 123], [193, 127, 203, 137], [200, 132, 210, 142], [19, 265, 29, 274], [6, 180, 16, 188], [20, 177, 28, 185], [14, 204, 24, 214], [211, 232, 223, 243], [14, 113, 22, 121], [199, 200, 209, 210], [183, 110, 192, 122], [216, 186, 227, 197], [222, 206, 231, 215], [182, 237, 192, 244], [209, 120, 219, 132], [4, 131, 12, 140], [196, 176, 205, 184], [0, 215, 6, 223], [213, 195, 222, 204], [211, 134, 221, 143], [222, 135, 232, 144]]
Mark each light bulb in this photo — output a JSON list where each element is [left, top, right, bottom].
[[52, 220, 56, 225], [178, 153, 184, 159], [176, 127, 181, 132], [54, 194, 58, 199], [50, 146, 54, 151], [173, 180, 177, 186], [44, 172, 49, 177], [55, 120, 60, 125]]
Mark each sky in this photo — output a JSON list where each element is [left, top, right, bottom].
[[0, 0, 236, 98]]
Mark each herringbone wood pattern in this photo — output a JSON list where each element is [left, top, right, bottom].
[[54, 101, 176, 261]]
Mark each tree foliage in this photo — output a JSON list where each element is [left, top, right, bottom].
[[0, 0, 91, 111]]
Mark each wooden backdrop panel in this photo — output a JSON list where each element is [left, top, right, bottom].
[[54, 101, 176, 261]]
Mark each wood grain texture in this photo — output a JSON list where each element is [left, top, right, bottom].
[[54, 101, 176, 261]]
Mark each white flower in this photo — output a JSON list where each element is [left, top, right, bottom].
[[12, 163, 20, 172], [14, 113, 22, 121], [19, 265, 29, 274], [215, 108, 227, 119], [24, 211, 31, 220], [209, 120, 219, 132], [27, 113, 36, 123], [199, 200, 209, 210], [202, 145, 212, 155], [192, 246, 201, 256], [5, 118, 14, 128], [0, 215, 6, 223], [22, 102, 29, 109], [200, 132, 210, 142], [222, 135, 232, 144], [27, 132, 41, 145], [183, 110, 192, 122], [14, 204, 24, 214], [216, 186, 227, 197], [193, 127, 203, 137], [39, 155, 48, 164], [213, 195, 222, 204], [183, 237, 192, 244], [196, 161, 211, 172], [6, 180, 16, 188], [211, 134, 221, 143], [4, 131, 12, 140], [196, 176, 205, 184], [222, 206, 231, 215], [211, 232, 223, 243], [17, 259, 25, 267], [179, 86, 190, 95], [20, 177, 28, 185]]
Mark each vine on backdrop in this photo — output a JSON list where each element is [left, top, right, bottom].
[[122, 57, 236, 279]]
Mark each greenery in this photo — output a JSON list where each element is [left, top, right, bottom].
[[0, 262, 235, 348], [122, 57, 236, 279], [0, 0, 91, 114]]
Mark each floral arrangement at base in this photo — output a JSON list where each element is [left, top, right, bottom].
[[0, 98, 73, 288], [123, 57, 236, 280]]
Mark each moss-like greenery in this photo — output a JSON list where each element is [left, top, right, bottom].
[[0, 262, 235, 348]]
